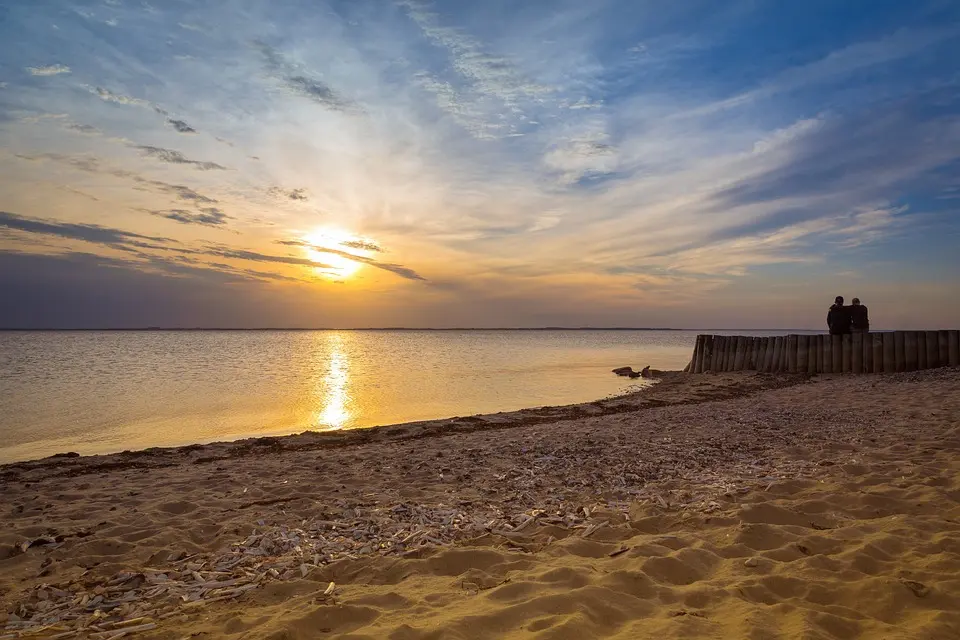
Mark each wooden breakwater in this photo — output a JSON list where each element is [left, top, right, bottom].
[[685, 331, 960, 374]]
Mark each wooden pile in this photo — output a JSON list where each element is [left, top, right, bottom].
[[686, 330, 960, 374]]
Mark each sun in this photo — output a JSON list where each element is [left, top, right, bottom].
[[302, 227, 372, 279]]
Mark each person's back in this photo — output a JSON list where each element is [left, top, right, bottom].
[[827, 296, 851, 335], [850, 298, 869, 332]]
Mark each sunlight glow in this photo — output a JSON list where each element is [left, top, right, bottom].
[[303, 228, 374, 279], [316, 333, 351, 429]]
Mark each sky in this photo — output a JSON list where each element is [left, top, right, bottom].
[[0, 0, 958, 329]]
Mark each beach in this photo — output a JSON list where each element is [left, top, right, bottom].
[[2, 369, 959, 639]]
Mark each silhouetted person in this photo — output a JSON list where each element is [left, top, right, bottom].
[[827, 296, 851, 335], [850, 298, 869, 333]]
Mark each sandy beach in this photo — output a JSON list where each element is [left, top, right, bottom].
[[2, 369, 959, 639]]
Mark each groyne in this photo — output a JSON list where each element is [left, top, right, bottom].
[[685, 331, 960, 374]]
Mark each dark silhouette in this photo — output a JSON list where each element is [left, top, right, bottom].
[[827, 296, 852, 335], [850, 298, 869, 332]]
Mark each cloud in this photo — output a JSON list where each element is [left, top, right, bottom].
[[134, 146, 227, 170], [67, 123, 100, 135], [167, 119, 197, 133], [14, 153, 222, 206], [0, 210, 170, 247], [27, 64, 71, 76], [276, 239, 424, 280], [1, 211, 333, 275], [148, 182, 218, 204], [399, 0, 552, 138], [91, 86, 151, 108], [256, 42, 363, 113], [339, 239, 382, 252], [305, 244, 425, 281], [543, 131, 620, 186], [199, 245, 332, 269], [268, 187, 309, 201], [146, 207, 231, 227]]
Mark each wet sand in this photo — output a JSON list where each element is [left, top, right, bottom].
[[2, 369, 959, 639]]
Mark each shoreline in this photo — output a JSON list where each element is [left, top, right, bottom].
[[1, 370, 803, 471], [3, 369, 959, 639]]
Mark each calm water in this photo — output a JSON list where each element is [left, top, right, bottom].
[[0, 330, 709, 463]]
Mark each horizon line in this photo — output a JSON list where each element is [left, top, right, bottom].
[[0, 326, 830, 332]]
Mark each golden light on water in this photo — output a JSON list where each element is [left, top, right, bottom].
[[316, 333, 351, 430], [303, 227, 373, 279]]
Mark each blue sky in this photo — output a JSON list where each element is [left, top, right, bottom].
[[0, 0, 958, 328]]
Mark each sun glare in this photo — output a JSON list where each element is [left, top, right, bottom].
[[303, 228, 372, 279]]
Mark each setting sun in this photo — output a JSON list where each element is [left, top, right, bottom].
[[302, 228, 374, 279]]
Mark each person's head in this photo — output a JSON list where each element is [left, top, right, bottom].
[[852, 298, 861, 306], [834, 296, 844, 305]]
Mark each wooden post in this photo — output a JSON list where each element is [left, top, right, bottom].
[[756, 338, 767, 372], [753, 337, 763, 369], [863, 332, 873, 374], [784, 335, 796, 373], [882, 332, 896, 373], [821, 335, 832, 374], [950, 330, 960, 367], [851, 332, 863, 374], [841, 334, 852, 373], [872, 333, 883, 374], [690, 336, 702, 373], [700, 334, 712, 373], [831, 335, 842, 373], [727, 336, 737, 371], [720, 336, 730, 371], [904, 332, 919, 372], [926, 331, 940, 369], [772, 337, 783, 372], [714, 335, 726, 371], [939, 330, 950, 369], [802, 335, 814, 374], [738, 336, 750, 371], [763, 337, 775, 372], [746, 337, 756, 370], [894, 331, 906, 373], [917, 332, 926, 370], [696, 335, 708, 373], [702, 335, 714, 372], [816, 335, 825, 373]]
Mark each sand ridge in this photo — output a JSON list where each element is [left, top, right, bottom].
[[2, 369, 959, 638]]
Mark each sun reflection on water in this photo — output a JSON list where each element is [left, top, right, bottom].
[[316, 334, 351, 430]]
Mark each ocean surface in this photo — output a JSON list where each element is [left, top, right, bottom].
[[0, 329, 760, 464]]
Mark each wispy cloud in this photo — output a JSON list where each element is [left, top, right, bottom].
[[91, 86, 151, 108], [279, 239, 423, 281], [148, 182, 218, 204], [0, 210, 169, 247], [146, 207, 231, 227], [67, 123, 100, 135], [340, 239, 382, 252], [27, 64, 71, 76], [307, 244, 425, 281], [0, 211, 333, 273], [134, 146, 227, 170], [256, 41, 363, 114], [167, 119, 196, 133]]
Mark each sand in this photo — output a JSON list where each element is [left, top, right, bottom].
[[2, 369, 959, 639]]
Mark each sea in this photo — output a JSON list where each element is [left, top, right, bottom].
[[0, 329, 778, 464]]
